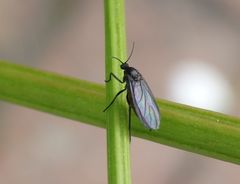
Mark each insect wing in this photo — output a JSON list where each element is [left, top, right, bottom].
[[129, 78, 160, 129]]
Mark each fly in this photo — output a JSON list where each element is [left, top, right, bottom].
[[103, 43, 160, 133]]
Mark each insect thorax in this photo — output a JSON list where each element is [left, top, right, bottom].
[[127, 67, 142, 81]]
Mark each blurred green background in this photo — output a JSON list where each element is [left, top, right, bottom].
[[0, 0, 240, 183]]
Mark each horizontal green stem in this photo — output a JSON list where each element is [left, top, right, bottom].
[[1, 61, 240, 164]]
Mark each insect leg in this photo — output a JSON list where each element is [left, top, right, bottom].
[[105, 73, 124, 83], [103, 87, 127, 112], [129, 106, 131, 142]]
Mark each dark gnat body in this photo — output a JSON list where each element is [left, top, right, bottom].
[[103, 43, 160, 131], [123, 65, 160, 130]]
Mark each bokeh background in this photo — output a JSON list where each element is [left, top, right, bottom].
[[1, 0, 240, 183]]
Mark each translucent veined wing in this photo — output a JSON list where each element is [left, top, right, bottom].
[[128, 77, 160, 129]]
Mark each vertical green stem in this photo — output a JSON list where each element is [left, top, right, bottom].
[[104, 0, 131, 184]]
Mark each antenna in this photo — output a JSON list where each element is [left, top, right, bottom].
[[112, 56, 124, 64], [125, 42, 135, 63], [112, 42, 135, 64]]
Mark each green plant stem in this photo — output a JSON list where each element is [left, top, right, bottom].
[[104, 0, 131, 183], [1, 61, 240, 165]]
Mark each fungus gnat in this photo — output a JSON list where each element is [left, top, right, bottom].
[[103, 43, 160, 135]]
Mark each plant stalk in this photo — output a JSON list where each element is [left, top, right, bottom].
[[1, 61, 240, 165], [104, 0, 131, 183]]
